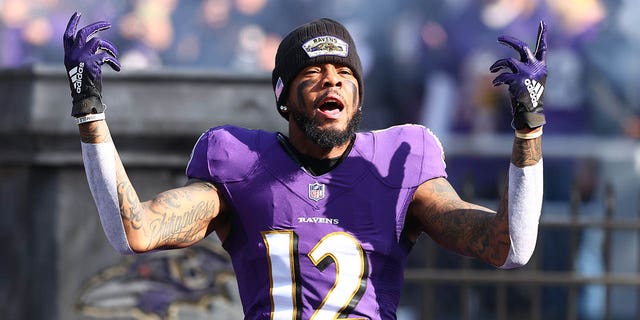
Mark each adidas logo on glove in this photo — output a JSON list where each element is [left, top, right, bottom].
[[68, 62, 85, 94], [524, 78, 544, 108]]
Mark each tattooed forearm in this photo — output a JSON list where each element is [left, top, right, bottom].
[[113, 156, 145, 231], [78, 121, 111, 143], [497, 182, 509, 219], [411, 178, 510, 265], [429, 209, 508, 263], [118, 180, 144, 230], [79, 118, 220, 252], [121, 181, 220, 250], [511, 136, 542, 167]]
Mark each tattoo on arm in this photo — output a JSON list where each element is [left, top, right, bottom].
[[512, 136, 542, 167], [78, 121, 111, 143], [151, 184, 216, 244], [115, 158, 144, 232], [80, 119, 220, 251], [117, 178, 144, 230], [116, 164, 219, 250], [414, 178, 510, 265], [146, 192, 217, 249]]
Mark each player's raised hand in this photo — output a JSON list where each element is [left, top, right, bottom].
[[63, 12, 121, 117], [490, 21, 547, 130]]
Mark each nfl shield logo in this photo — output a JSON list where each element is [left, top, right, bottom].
[[308, 182, 325, 201]]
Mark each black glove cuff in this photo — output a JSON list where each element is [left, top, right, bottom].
[[513, 111, 546, 130], [71, 96, 106, 117]]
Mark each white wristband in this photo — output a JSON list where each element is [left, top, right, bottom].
[[515, 128, 543, 139], [76, 113, 106, 125]]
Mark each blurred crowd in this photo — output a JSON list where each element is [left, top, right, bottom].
[[2, 0, 639, 138], [1, 0, 639, 138]]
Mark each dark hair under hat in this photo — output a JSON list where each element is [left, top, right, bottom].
[[272, 18, 363, 120]]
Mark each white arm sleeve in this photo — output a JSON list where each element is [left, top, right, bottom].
[[81, 141, 135, 255], [499, 159, 543, 269]]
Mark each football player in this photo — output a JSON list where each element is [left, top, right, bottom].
[[65, 12, 546, 319]]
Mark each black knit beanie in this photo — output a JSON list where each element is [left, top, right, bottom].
[[272, 18, 363, 120]]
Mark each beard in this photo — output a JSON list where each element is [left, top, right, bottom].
[[291, 107, 362, 149]]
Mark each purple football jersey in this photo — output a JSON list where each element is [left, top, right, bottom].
[[186, 124, 447, 319]]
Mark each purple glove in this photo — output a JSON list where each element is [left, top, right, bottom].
[[63, 12, 121, 117], [490, 21, 547, 130]]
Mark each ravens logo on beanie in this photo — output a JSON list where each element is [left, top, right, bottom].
[[272, 18, 363, 119]]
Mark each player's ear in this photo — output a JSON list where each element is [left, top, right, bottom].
[[277, 105, 290, 121]]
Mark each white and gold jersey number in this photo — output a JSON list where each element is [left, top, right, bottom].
[[262, 231, 368, 320]]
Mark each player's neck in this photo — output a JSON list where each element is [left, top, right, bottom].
[[277, 133, 354, 176]]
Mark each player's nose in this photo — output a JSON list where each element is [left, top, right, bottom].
[[322, 65, 342, 88]]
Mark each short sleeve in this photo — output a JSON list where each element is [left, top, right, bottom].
[[185, 125, 263, 183], [186, 130, 213, 181], [365, 124, 447, 188], [422, 127, 447, 181]]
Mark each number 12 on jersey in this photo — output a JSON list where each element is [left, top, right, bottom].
[[262, 230, 369, 319]]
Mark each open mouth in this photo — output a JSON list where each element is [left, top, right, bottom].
[[317, 98, 344, 118]]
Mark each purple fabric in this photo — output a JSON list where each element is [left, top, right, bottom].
[[63, 12, 121, 77], [490, 21, 547, 96], [490, 21, 548, 129], [63, 12, 121, 115], [186, 124, 446, 319]]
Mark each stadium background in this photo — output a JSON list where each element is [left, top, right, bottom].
[[1, 0, 639, 319]]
